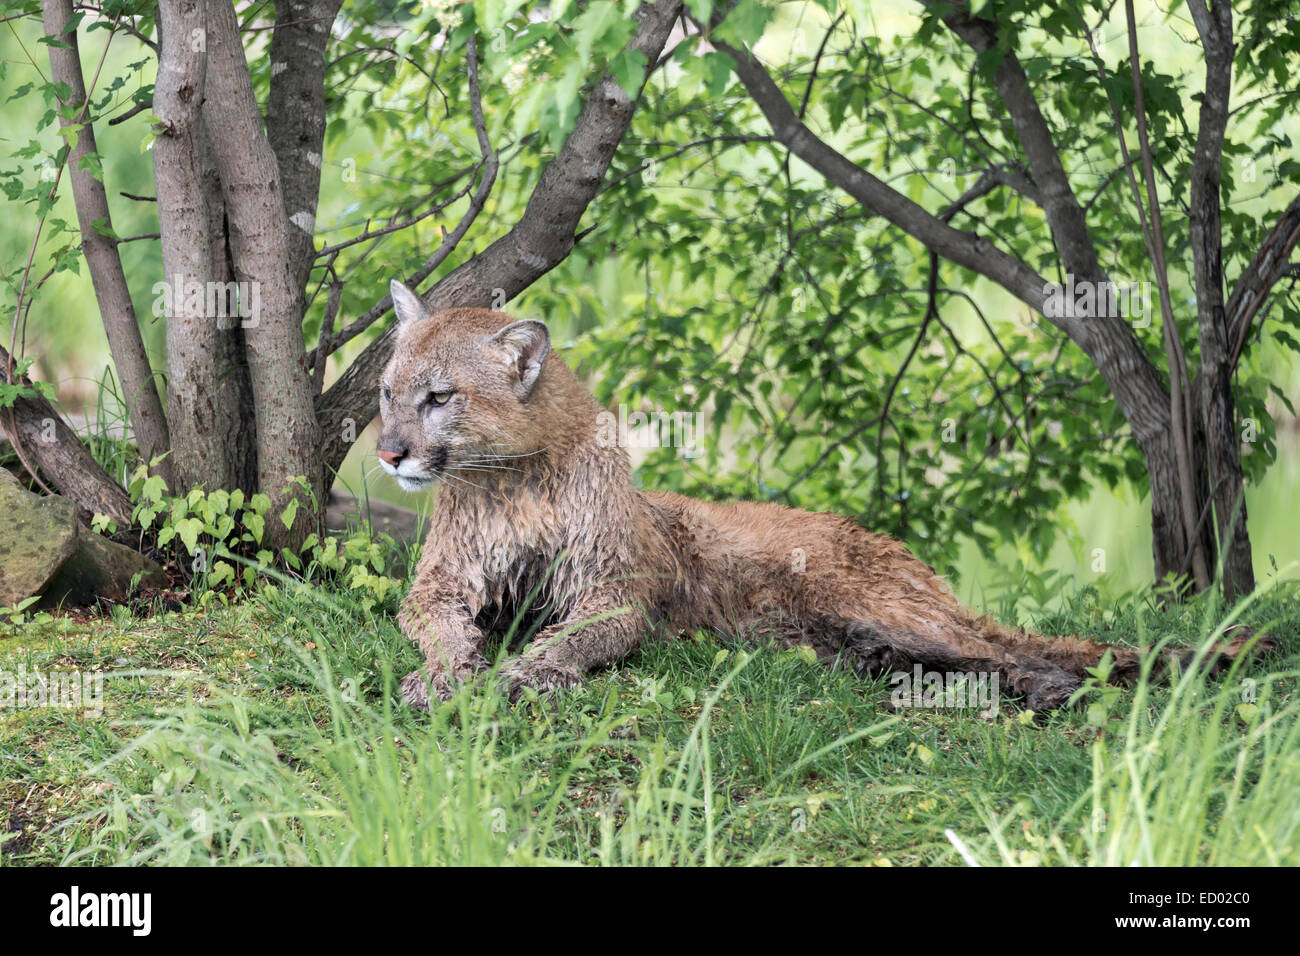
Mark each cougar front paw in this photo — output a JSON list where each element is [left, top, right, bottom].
[[502, 660, 583, 702], [399, 668, 453, 711]]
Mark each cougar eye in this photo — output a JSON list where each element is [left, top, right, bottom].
[[380, 385, 391, 402], [427, 390, 454, 407]]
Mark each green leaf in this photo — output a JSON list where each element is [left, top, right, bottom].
[[89, 216, 118, 240], [176, 517, 204, 554], [609, 49, 648, 98]]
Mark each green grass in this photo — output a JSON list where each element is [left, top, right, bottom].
[[1, 572, 1297, 866]]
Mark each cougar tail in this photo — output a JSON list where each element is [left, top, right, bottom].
[[975, 616, 1275, 685]]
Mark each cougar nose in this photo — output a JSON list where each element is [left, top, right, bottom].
[[377, 443, 407, 466]]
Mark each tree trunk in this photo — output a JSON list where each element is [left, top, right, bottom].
[[1187, 0, 1254, 601], [200, 121, 259, 493], [202, 0, 323, 546], [154, 0, 228, 494], [267, 0, 344, 294], [42, 0, 173, 485], [1197, 372, 1254, 598], [1146, 425, 1215, 596]]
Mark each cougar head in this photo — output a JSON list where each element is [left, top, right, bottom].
[[375, 281, 551, 491]]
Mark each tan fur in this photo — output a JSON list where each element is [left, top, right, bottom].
[[377, 293, 1268, 710]]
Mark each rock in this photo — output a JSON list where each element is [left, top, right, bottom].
[[0, 469, 79, 606], [0, 468, 166, 609], [40, 523, 168, 608]]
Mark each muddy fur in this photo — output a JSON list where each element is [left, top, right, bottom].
[[376, 284, 1269, 711]]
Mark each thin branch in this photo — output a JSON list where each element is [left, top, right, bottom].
[[799, 11, 845, 120], [1228, 87, 1300, 119], [600, 134, 773, 193], [1083, 156, 1140, 213], [938, 164, 1039, 220], [313, 196, 464, 259], [106, 98, 151, 125], [311, 277, 344, 392], [873, 252, 940, 512]]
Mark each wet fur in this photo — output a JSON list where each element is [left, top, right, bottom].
[[379, 300, 1267, 711]]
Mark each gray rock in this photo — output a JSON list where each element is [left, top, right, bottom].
[[0, 468, 165, 609], [0, 468, 79, 606]]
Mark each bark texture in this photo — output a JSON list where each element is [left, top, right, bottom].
[[154, 0, 225, 493], [1187, 0, 1253, 600], [41, 0, 173, 482], [199, 119, 260, 492], [202, 0, 323, 543], [1, 344, 133, 524]]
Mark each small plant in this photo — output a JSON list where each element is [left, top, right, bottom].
[[91, 460, 404, 609], [1067, 650, 1125, 733], [2, 596, 41, 631], [0, 355, 54, 409]]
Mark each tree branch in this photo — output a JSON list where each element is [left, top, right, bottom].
[[0, 344, 133, 524], [106, 97, 152, 125], [41, 0, 173, 482], [709, 22, 1171, 465], [874, 251, 940, 513], [1227, 193, 1300, 369], [306, 33, 498, 378], [938, 164, 1039, 220], [927, 1, 1103, 280], [712, 34, 1051, 311], [312, 184, 473, 260]]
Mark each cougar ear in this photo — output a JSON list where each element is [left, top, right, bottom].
[[489, 319, 550, 395], [390, 280, 426, 326]]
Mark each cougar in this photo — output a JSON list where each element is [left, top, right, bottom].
[[376, 281, 1265, 710]]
